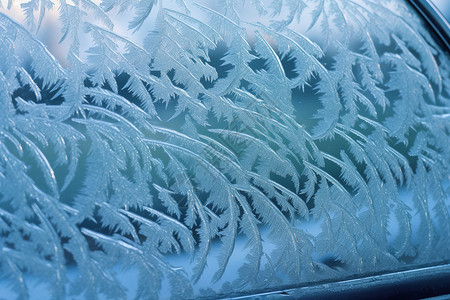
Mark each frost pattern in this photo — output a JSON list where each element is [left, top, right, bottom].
[[0, 0, 449, 299]]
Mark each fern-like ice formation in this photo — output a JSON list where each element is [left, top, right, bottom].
[[0, 0, 449, 299]]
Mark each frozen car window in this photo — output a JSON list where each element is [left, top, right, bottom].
[[0, 0, 449, 299]]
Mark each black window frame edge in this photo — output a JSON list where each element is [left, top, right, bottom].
[[215, 263, 450, 299], [408, 0, 450, 51]]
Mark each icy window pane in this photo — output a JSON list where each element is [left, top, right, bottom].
[[0, 0, 449, 299]]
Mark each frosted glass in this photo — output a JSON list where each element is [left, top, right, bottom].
[[0, 0, 449, 299]]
